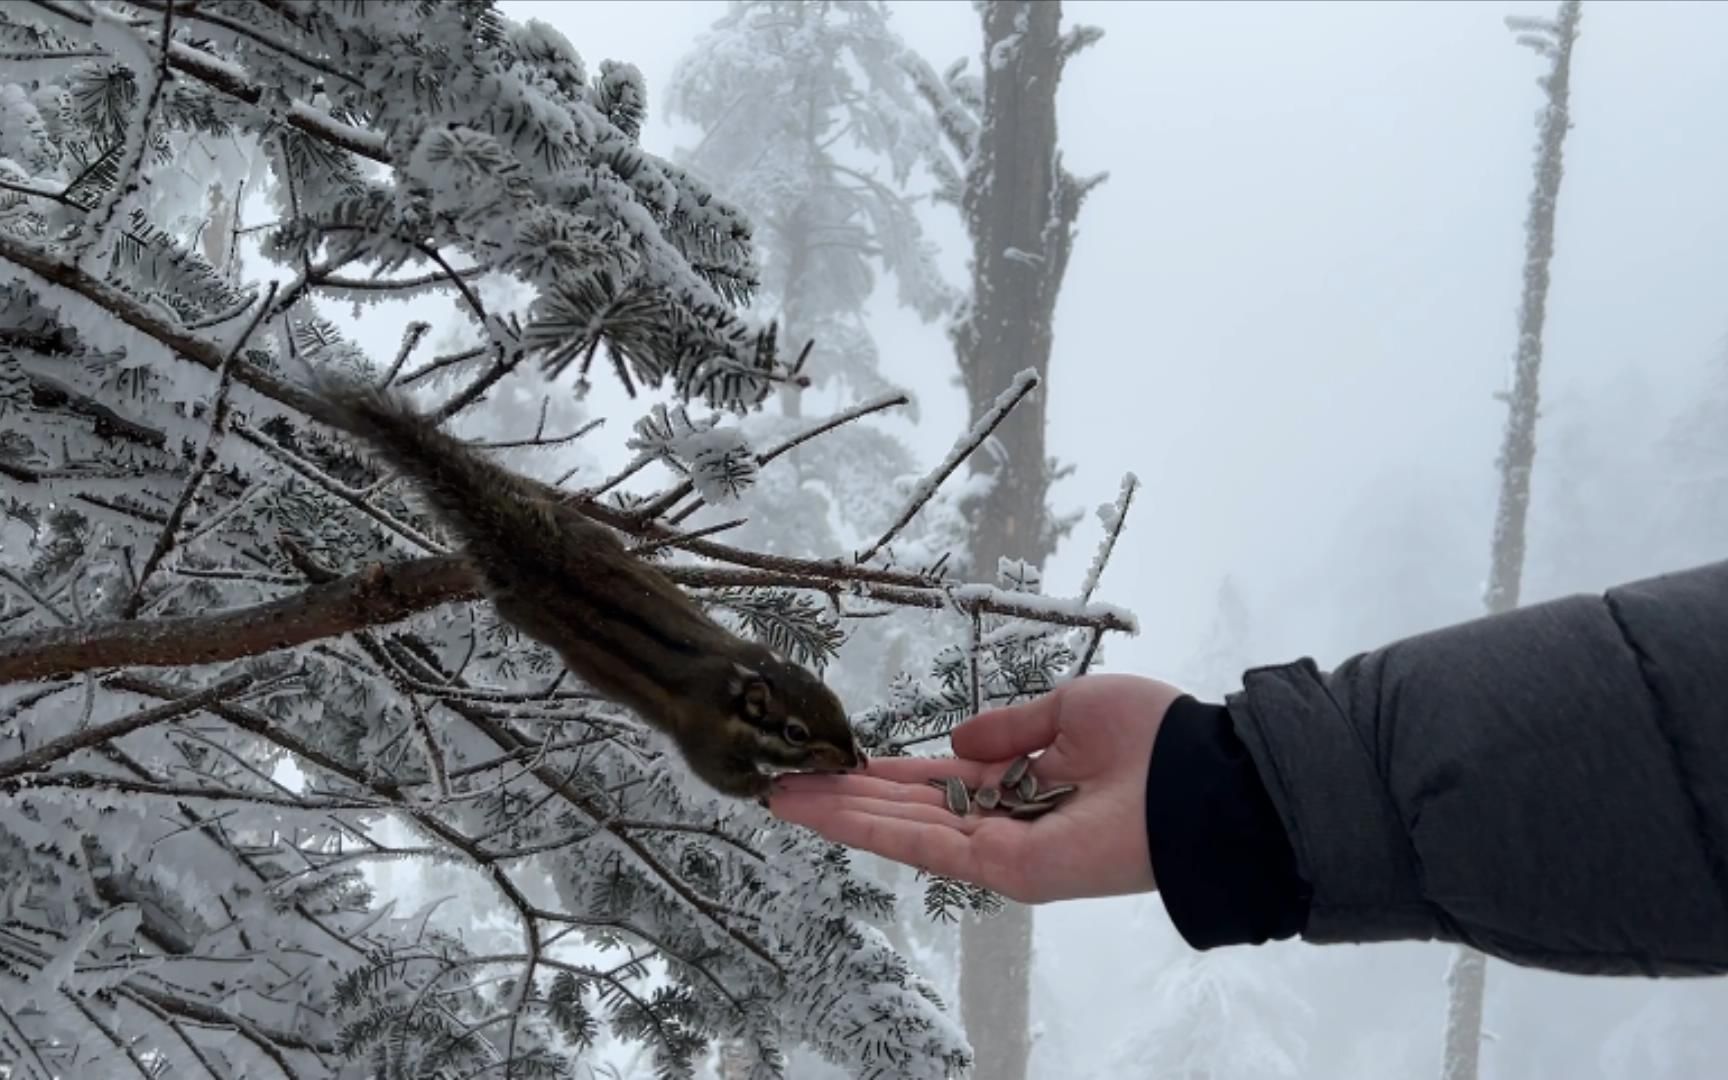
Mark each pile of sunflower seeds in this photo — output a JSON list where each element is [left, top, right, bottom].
[[926, 754, 1078, 820]]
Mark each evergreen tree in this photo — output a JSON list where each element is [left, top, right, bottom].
[[0, 3, 1135, 1075], [668, 0, 954, 420]]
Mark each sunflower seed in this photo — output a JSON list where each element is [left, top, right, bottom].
[[1029, 783, 1077, 804], [943, 776, 972, 816], [974, 785, 1001, 810], [999, 754, 1034, 790], [1008, 800, 1057, 820], [1016, 774, 1038, 803]]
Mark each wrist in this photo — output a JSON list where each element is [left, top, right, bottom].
[[1144, 696, 1311, 948]]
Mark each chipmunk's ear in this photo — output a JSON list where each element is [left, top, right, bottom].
[[729, 662, 772, 720]]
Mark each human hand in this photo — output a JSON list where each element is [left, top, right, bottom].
[[769, 674, 1185, 904]]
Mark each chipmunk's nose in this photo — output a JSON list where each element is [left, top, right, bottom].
[[813, 741, 864, 772]]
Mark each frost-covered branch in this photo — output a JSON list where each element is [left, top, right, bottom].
[[65, 0, 175, 269], [1074, 473, 1140, 676], [25, 0, 387, 162], [855, 369, 1040, 565], [0, 231, 329, 417], [123, 280, 279, 617], [901, 51, 979, 159], [0, 673, 251, 781], [641, 390, 912, 522], [0, 555, 478, 682], [0, 550, 1135, 684]]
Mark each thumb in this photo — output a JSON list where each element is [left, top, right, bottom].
[[951, 689, 1063, 762]]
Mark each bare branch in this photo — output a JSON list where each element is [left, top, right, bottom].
[[400, 345, 487, 387], [0, 175, 86, 209], [464, 416, 603, 452], [639, 391, 911, 523], [0, 555, 479, 683], [855, 369, 1039, 565], [124, 281, 280, 617], [627, 518, 747, 556], [0, 770, 384, 810], [1072, 473, 1138, 678], [379, 320, 432, 388], [0, 674, 253, 781]]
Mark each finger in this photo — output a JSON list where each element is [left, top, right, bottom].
[[774, 805, 997, 885], [856, 752, 1061, 792], [773, 771, 950, 806], [772, 792, 987, 834], [950, 691, 1061, 762], [854, 756, 996, 787]]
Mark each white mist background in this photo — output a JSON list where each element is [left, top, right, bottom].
[[316, 0, 1728, 1074]]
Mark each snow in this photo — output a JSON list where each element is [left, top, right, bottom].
[[947, 582, 1137, 635], [1080, 472, 1138, 603], [284, 100, 389, 158]]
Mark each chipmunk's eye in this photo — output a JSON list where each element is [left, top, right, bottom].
[[782, 719, 810, 745]]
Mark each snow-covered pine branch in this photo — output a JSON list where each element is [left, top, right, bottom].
[[0, 2, 1135, 1076]]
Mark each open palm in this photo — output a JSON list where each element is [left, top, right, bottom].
[[770, 674, 1183, 904]]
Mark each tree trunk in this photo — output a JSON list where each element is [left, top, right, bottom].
[[1444, 4, 1581, 1079], [954, 4, 1100, 1077]]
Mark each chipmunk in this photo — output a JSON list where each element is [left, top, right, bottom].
[[315, 381, 864, 800]]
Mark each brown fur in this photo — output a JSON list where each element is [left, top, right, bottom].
[[316, 380, 861, 799]]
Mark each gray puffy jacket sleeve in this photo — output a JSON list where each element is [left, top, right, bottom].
[[1226, 559, 1728, 975]]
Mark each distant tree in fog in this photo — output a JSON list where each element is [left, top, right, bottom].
[[902, 3, 1109, 1076], [667, 0, 955, 421], [1658, 344, 1728, 564], [1446, 3, 1585, 1079]]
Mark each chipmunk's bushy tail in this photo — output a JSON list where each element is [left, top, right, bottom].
[[315, 380, 549, 562]]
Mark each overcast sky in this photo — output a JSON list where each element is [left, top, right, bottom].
[[500, 2, 1728, 1073]]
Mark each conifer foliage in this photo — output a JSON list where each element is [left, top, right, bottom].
[[0, 2, 1132, 1076], [668, 0, 955, 416]]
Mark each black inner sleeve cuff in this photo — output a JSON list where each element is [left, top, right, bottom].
[[1145, 696, 1311, 949]]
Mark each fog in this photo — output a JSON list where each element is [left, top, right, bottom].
[[519, 0, 1728, 1074]]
